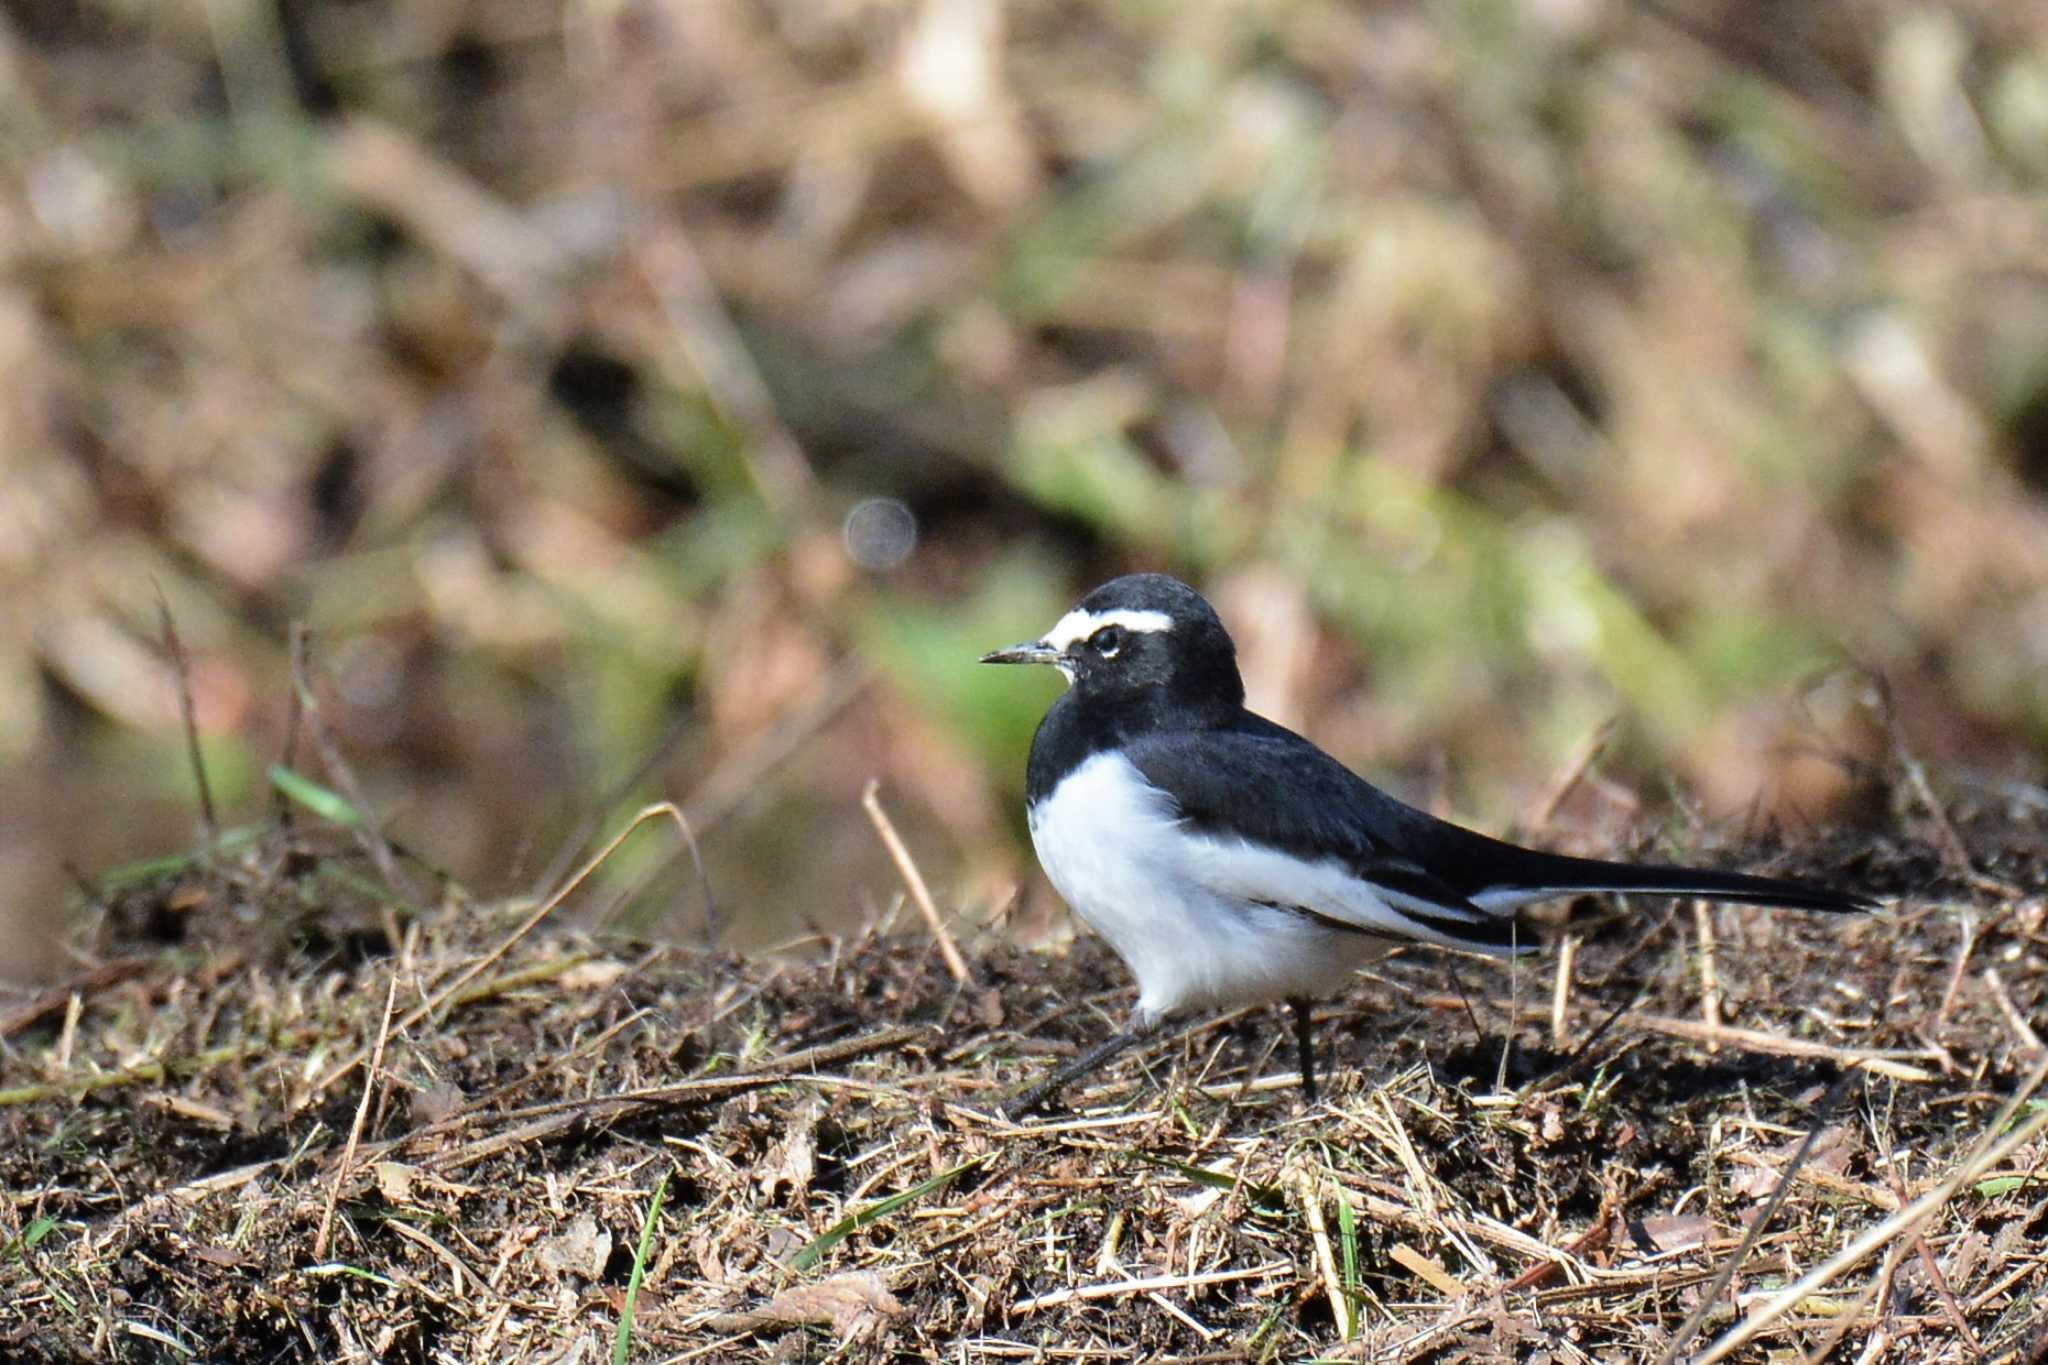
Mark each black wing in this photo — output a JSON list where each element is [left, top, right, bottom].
[[1127, 714, 1873, 921], [1120, 719, 1531, 949]]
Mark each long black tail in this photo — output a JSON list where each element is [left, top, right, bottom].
[[1479, 849, 1877, 915]]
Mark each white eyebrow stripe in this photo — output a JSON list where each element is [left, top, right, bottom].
[[1041, 607, 1173, 651]]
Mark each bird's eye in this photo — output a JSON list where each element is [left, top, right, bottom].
[[1090, 625, 1125, 657]]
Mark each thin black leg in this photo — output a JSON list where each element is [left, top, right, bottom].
[[1010, 1018, 1156, 1115], [1289, 997, 1318, 1103]]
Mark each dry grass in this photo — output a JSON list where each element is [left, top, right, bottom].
[[4, 793, 2046, 1362], [6, 0, 2048, 968], [7, 7, 2047, 1357]]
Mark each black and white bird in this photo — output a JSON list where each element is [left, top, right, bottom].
[[983, 573, 1873, 1110]]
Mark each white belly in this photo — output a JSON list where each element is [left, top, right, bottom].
[[1026, 752, 1388, 1023]]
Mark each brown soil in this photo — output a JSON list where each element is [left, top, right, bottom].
[[3, 803, 2046, 1363]]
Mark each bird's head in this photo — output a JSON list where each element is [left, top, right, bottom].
[[981, 573, 1243, 718]]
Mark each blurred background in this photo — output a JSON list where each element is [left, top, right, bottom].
[[3, 0, 2046, 983]]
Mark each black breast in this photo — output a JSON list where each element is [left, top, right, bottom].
[[1024, 693, 1124, 807]]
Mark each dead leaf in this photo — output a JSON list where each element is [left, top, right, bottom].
[[559, 959, 629, 990], [373, 1161, 417, 1203], [758, 1104, 820, 1203], [973, 988, 1004, 1029], [537, 1214, 611, 1282], [1631, 1214, 1713, 1254], [691, 1229, 727, 1286], [411, 1080, 465, 1127], [709, 1271, 905, 1342], [1728, 1124, 1853, 1199]]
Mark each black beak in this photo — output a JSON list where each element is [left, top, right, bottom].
[[980, 640, 1062, 666]]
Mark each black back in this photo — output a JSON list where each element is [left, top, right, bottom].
[[1021, 573, 1873, 918]]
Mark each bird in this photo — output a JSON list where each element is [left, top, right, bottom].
[[982, 572, 1875, 1111]]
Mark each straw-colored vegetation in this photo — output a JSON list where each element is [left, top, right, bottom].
[[3, 0, 2046, 950], [2, 796, 2045, 1360], [3, 0, 2047, 1360]]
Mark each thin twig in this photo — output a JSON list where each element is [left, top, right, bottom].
[[155, 586, 218, 842], [863, 779, 969, 985], [0, 959, 151, 1040], [56, 992, 80, 1069], [1550, 933, 1577, 1048], [1501, 1181, 1622, 1293], [277, 623, 309, 831], [1518, 981, 1654, 1100], [404, 1007, 655, 1137], [413, 1026, 921, 1141], [1438, 994, 1940, 1083], [305, 802, 696, 1101], [1655, 1069, 1859, 1364], [588, 800, 719, 951], [1983, 967, 2045, 1055], [1793, 1239, 1905, 1365], [1694, 900, 1722, 1053], [1009, 1262, 1291, 1313], [530, 708, 696, 911], [289, 627, 419, 929], [1621, 1014, 1935, 1082], [1882, 1151, 1983, 1354], [1515, 905, 1680, 1096], [408, 1030, 923, 1174], [1895, 722, 2022, 899], [1295, 1169, 1354, 1338], [597, 663, 864, 938], [1935, 909, 1978, 1030], [1691, 1055, 2048, 1365], [1533, 715, 1617, 832], [384, 1220, 504, 1303], [315, 969, 399, 1259]]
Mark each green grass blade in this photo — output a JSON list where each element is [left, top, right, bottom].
[[3, 1215, 56, 1260], [268, 765, 364, 828], [1335, 1193, 1360, 1339], [91, 826, 266, 890], [791, 1155, 985, 1272], [612, 1172, 669, 1365], [1131, 1153, 1289, 1218]]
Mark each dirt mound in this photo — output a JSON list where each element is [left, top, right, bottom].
[[4, 812, 2046, 1362]]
